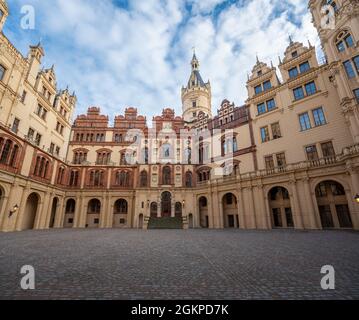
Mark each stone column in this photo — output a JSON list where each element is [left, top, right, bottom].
[[257, 185, 269, 229], [34, 200, 45, 230], [171, 201, 175, 218], [237, 187, 246, 229], [303, 178, 319, 229], [100, 193, 109, 228], [348, 167, 359, 229], [54, 196, 65, 228], [15, 186, 29, 231], [39, 191, 52, 229], [157, 200, 161, 218], [73, 195, 82, 228], [289, 180, 304, 229]]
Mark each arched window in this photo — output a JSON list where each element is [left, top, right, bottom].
[[96, 151, 111, 165], [0, 139, 12, 164], [0, 138, 20, 168], [184, 148, 191, 164], [185, 171, 193, 187], [57, 167, 65, 184], [89, 170, 104, 186], [88, 199, 101, 214], [115, 171, 130, 187], [141, 147, 149, 164], [140, 170, 148, 187], [69, 170, 79, 186], [65, 199, 76, 214], [335, 30, 354, 52], [233, 137, 238, 152], [162, 143, 172, 158], [162, 166, 171, 185]]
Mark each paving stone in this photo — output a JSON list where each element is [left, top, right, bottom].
[[0, 229, 358, 299]]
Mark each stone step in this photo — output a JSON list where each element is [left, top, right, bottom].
[[148, 217, 183, 229]]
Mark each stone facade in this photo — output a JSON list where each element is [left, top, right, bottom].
[[0, 0, 359, 232]]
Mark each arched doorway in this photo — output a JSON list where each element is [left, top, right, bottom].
[[87, 199, 101, 228], [64, 199, 75, 228], [49, 197, 58, 228], [175, 202, 182, 218], [113, 199, 128, 228], [222, 193, 238, 228], [188, 214, 194, 229], [161, 192, 172, 217], [268, 187, 294, 228], [199, 196, 208, 228], [22, 193, 39, 230], [138, 214, 144, 229], [150, 202, 158, 218], [315, 180, 353, 229]]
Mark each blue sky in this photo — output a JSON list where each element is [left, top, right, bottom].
[[4, 0, 321, 122]]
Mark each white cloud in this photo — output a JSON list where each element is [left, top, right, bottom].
[[6, 0, 321, 121]]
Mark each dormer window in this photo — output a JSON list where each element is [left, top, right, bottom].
[[257, 70, 262, 76], [336, 31, 355, 53], [291, 51, 298, 58]]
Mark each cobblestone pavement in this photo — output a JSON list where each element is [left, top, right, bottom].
[[0, 229, 358, 300]]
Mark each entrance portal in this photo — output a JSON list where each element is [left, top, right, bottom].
[[161, 192, 171, 217]]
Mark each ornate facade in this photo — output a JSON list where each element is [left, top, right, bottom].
[[0, 0, 359, 232]]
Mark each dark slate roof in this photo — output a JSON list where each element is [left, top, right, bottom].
[[188, 70, 206, 87]]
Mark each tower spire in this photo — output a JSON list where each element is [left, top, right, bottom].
[[191, 48, 199, 71]]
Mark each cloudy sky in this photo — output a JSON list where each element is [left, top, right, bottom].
[[4, 0, 322, 122]]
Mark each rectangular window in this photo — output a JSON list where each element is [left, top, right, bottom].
[[354, 88, 359, 102], [345, 34, 354, 48], [257, 102, 266, 115], [192, 101, 197, 108], [299, 112, 311, 131], [312, 107, 326, 126], [260, 126, 270, 143], [36, 105, 42, 116], [27, 128, 35, 140], [305, 145, 319, 161], [353, 55, 359, 73], [263, 80, 272, 91], [35, 133, 42, 146], [276, 153, 286, 167], [293, 87, 305, 100], [0, 64, 5, 81], [271, 122, 281, 139], [21, 90, 27, 103], [265, 155, 275, 170], [289, 67, 298, 79], [305, 81, 317, 96], [55, 146, 60, 155], [254, 85, 262, 95], [266, 99, 276, 111], [11, 118, 20, 133], [321, 141, 335, 158], [336, 41, 345, 52], [299, 61, 310, 73], [344, 60, 356, 78], [49, 143, 55, 154]]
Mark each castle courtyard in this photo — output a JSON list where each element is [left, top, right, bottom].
[[0, 229, 358, 300]]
